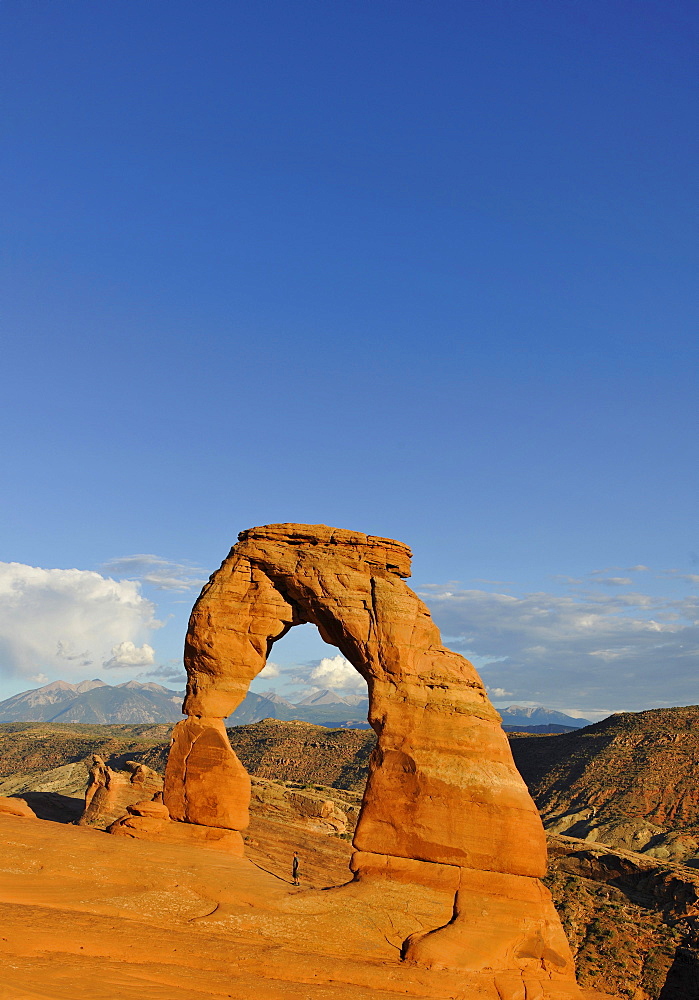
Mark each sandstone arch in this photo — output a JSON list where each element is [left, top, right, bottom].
[[163, 524, 581, 994]]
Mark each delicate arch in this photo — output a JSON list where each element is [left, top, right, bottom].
[[165, 523, 545, 872], [162, 523, 581, 990]]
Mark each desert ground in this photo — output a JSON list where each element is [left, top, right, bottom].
[[0, 804, 621, 1000], [3, 717, 699, 999]]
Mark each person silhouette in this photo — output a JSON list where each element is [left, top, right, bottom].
[[292, 852, 300, 885]]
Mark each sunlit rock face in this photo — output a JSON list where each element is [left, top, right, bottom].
[[79, 755, 162, 829], [163, 523, 582, 994]]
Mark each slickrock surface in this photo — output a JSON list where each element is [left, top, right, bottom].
[[511, 707, 699, 864], [0, 812, 613, 1000], [0, 794, 36, 817], [166, 523, 577, 992]]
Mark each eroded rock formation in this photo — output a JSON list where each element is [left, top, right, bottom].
[[79, 754, 162, 828], [107, 794, 245, 853], [163, 523, 582, 995]]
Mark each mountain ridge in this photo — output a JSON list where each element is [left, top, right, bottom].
[[497, 705, 590, 728], [0, 680, 183, 724], [0, 679, 590, 730]]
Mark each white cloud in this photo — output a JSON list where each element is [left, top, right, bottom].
[[101, 554, 206, 592], [488, 687, 513, 698], [285, 654, 367, 694], [420, 585, 699, 714], [307, 654, 366, 692], [103, 640, 155, 669], [0, 562, 161, 682], [258, 660, 281, 679]]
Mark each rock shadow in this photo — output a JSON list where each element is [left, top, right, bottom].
[[18, 791, 84, 823], [658, 947, 699, 999]]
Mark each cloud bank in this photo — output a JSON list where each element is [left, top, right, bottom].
[[0, 562, 161, 682], [100, 555, 206, 592], [419, 584, 699, 715]]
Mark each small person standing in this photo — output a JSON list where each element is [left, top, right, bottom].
[[292, 852, 300, 885]]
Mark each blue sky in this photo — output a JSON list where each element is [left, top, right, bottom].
[[1, 1, 696, 717]]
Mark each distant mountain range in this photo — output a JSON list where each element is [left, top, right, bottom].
[[0, 681, 590, 731], [0, 679, 183, 724], [497, 705, 590, 731], [0, 681, 371, 728]]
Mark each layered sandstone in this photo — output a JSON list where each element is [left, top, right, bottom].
[[162, 522, 581, 994], [78, 754, 162, 828], [163, 716, 250, 829], [108, 797, 245, 853]]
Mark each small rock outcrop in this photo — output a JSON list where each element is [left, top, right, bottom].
[[78, 755, 163, 828], [163, 523, 582, 995], [108, 794, 244, 853]]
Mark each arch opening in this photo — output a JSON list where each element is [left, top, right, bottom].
[[248, 620, 370, 727], [224, 620, 374, 887]]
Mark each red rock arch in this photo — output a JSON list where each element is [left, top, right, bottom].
[[163, 524, 581, 993]]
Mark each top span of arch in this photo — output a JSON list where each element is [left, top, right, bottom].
[[234, 523, 413, 578]]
